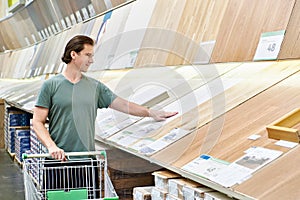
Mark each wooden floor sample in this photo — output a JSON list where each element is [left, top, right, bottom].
[[134, 0, 186, 67], [165, 0, 229, 66], [149, 60, 300, 166], [202, 71, 300, 162], [278, 0, 300, 59], [235, 146, 300, 199], [210, 0, 295, 63]]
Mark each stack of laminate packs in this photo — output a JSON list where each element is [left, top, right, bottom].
[[5, 108, 31, 155], [14, 128, 30, 163], [27, 119, 47, 185], [133, 170, 233, 200]]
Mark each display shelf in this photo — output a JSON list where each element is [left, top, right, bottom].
[[2, 59, 300, 199]]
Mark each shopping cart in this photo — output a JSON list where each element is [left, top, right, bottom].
[[22, 151, 119, 200]]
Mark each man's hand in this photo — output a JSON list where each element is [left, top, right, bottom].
[[48, 145, 66, 161], [149, 109, 178, 121]]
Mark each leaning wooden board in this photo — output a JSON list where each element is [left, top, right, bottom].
[[235, 145, 300, 198], [210, 0, 295, 63], [149, 60, 300, 164], [278, 0, 300, 60], [165, 0, 229, 66], [134, 0, 186, 67]]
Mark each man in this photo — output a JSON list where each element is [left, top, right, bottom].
[[32, 35, 177, 198], [32, 35, 178, 161]]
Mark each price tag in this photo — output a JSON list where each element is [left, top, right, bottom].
[[253, 30, 285, 61]]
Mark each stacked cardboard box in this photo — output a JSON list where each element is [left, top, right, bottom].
[[134, 170, 232, 200], [133, 186, 154, 200], [14, 127, 30, 163], [204, 191, 233, 200], [4, 107, 31, 155], [0, 99, 5, 148]]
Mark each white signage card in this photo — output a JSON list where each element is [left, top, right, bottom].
[[253, 30, 285, 61], [139, 128, 190, 155], [234, 146, 283, 172], [130, 139, 154, 151], [211, 146, 283, 187], [193, 40, 216, 64], [181, 155, 229, 180], [247, 134, 261, 140], [210, 163, 252, 187], [275, 140, 298, 148], [108, 117, 163, 146]]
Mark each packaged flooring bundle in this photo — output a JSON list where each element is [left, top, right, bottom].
[[133, 186, 154, 200], [152, 171, 181, 192], [168, 178, 200, 199]]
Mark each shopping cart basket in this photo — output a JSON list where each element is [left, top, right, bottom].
[[22, 151, 119, 200]]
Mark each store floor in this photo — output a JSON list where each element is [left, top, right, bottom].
[[0, 149, 25, 200]]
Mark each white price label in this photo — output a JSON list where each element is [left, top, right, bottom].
[[253, 30, 285, 61]]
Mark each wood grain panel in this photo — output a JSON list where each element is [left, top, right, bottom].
[[134, 0, 186, 67], [165, 0, 229, 66], [211, 0, 295, 63], [150, 61, 300, 165], [235, 146, 300, 199], [278, 0, 300, 59]]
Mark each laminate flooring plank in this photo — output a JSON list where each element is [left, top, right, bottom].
[[170, 65, 300, 168], [235, 145, 300, 199], [111, 0, 127, 7], [150, 61, 300, 165], [109, 0, 157, 69], [1, 20, 21, 50], [93, 3, 133, 70], [210, 0, 295, 63], [134, 0, 186, 67], [91, 0, 107, 14], [278, 0, 300, 59], [165, 0, 229, 66]]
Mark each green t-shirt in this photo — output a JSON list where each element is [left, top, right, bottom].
[[36, 74, 117, 152]]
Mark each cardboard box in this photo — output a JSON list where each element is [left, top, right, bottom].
[[183, 186, 215, 200], [152, 171, 181, 192], [133, 186, 154, 200], [168, 178, 200, 199], [166, 194, 181, 200], [151, 187, 168, 200], [204, 192, 232, 200]]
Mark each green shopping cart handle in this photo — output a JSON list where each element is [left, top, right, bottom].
[[104, 198, 119, 200], [22, 151, 106, 160]]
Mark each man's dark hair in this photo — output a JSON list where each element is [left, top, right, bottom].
[[61, 35, 94, 64]]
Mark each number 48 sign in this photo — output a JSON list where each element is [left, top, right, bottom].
[[253, 30, 285, 61]]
